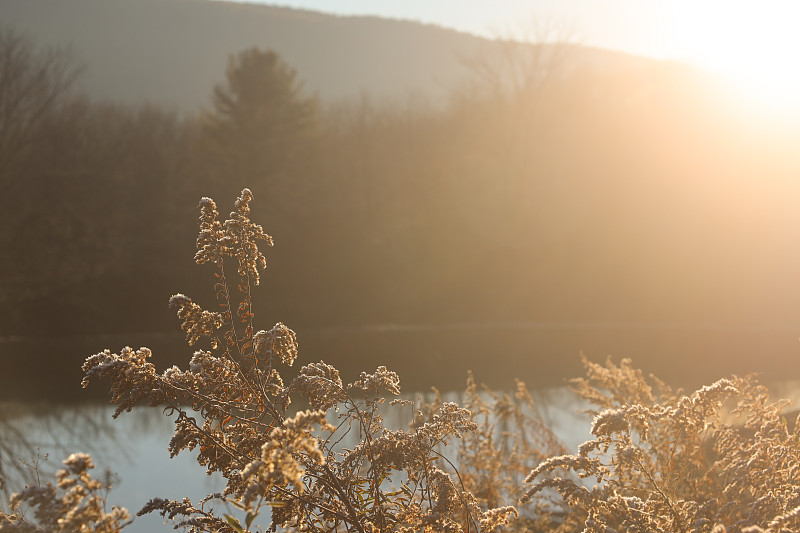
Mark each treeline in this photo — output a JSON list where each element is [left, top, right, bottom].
[[2, 27, 800, 397]]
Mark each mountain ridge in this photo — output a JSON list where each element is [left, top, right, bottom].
[[0, 0, 659, 111], [0, 0, 487, 110]]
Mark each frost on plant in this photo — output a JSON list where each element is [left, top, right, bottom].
[[522, 355, 800, 533], [80, 189, 523, 533]]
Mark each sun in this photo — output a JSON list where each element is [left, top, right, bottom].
[[671, 1, 800, 117]]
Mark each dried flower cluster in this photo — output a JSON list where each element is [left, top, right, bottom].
[[522, 355, 800, 532], [439, 374, 576, 532], [76, 190, 522, 532], [0, 453, 131, 532]]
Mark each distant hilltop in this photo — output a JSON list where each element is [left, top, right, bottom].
[[0, 0, 655, 111]]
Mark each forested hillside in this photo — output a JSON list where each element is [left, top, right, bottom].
[[0, 0, 492, 108]]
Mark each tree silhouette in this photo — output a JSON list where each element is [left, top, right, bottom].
[[203, 47, 318, 194]]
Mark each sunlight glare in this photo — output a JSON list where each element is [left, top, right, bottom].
[[672, 1, 800, 117]]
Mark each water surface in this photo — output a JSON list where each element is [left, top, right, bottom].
[[0, 389, 591, 532]]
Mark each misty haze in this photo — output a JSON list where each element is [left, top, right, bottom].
[[2, 1, 800, 531]]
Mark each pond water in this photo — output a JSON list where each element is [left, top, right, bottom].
[[0, 388, 592, 533]]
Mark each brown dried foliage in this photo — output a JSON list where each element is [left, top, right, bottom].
[[77, 190, 522, 532], [0, 453, 131, 532], [523, 355, 800, 533], [6, 190, 800, 533]]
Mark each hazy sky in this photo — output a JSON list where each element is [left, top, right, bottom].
[[224, 1, 794, 60], [227, 1, 800, 111], [231, 1, 668, 56]]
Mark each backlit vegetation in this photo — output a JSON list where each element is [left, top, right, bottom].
[[3, 191, 800, 532]]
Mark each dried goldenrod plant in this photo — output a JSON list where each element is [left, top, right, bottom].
[[6, 189, 800, 533], [0, 452, 131, 532], [413, 374, 577, 532], [76, 189, 520, 532], [523, 355, 800, 533]]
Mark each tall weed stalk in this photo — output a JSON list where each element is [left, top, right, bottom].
[[9, 190, 521, 532]]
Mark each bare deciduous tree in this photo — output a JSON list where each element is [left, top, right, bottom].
[[0, 27, 79, 179], [459, 15, 579, 101]]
